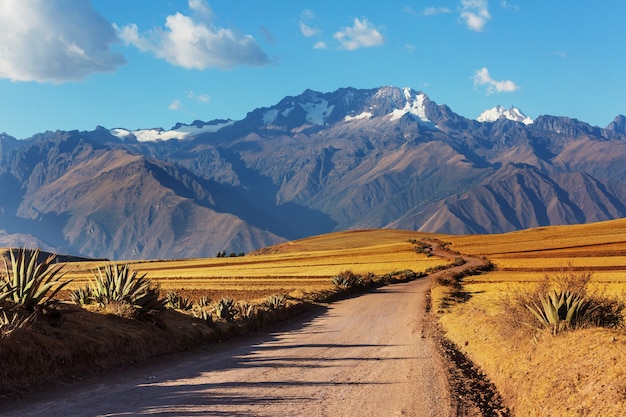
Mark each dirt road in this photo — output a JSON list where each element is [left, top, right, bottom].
[[3, 276, 455, 417]]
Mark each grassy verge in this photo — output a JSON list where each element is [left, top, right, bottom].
[[431, 267, 626, 416]]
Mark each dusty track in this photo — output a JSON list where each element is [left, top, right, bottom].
[[3, 242, 501, 417], [4, 277, 455, 417]]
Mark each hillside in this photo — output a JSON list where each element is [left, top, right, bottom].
[[1, 86, 626, 259]]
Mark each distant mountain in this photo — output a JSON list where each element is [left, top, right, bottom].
[[477, 105, 533, 125], [110, 119, 234, 142], [1, 86, 625, 259]]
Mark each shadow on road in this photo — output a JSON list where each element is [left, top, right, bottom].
[[4, 295, 416, 417]]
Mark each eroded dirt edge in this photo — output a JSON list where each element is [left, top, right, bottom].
[[424, 289, 512, 417]]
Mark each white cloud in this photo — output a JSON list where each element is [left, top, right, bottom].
[[119, 0, 269, 70], [460, 0, 491, 32], [299, 10, 320, 37], [500, 1, 520, 11], [188, 0, 214, 20], [423, 7, 452, 16], [314, 41, 328, 50], [300, 21, 319, 37], [334, 18, 384, 51], [168, 99, 183, 110], [0, 0, 125, 83], [472, 67, 519, 94], [402, 44, 417, 54], [187, 91, 210, 103]]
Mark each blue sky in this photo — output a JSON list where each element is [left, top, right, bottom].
[[0, 0, 624, 139]]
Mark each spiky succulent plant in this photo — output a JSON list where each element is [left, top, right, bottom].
[[89, 263, 163, 316], [1, 248, 70, 311], [526, 290, 595, 335]]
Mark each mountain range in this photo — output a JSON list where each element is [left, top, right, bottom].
[[1, 86, 625, 259]]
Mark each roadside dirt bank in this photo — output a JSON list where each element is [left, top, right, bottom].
[[4, 276, 455, 417], [426, 242, 512, 416]]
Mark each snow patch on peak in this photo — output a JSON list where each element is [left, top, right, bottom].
[[301, 99, 334, 125], [374, 86, 401, 99], [478, 105, 533, 125], [263, 109, 279, 125], [344, 111, 373, 122], [110, 120, 234, 142], [390, 90, 432, 124]]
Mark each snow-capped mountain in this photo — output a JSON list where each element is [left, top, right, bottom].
[[110, 119, 234, 142], [2, 85, 626, 260], [109, 88, 537, 143], [477, 105, 533, 125], [244, 86, 439, 130]]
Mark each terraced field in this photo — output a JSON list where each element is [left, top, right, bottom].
[[436, 218, 626, 416], [59, 229, 450, 301]]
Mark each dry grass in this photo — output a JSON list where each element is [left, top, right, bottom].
[[433, 218, 626, 416], [59, 230, 446, 299], [6, 222, 626, 415]]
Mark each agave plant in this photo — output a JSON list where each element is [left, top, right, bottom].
[[69, 285, 93, 306], [526, 290, 595, 335], [90, 263, 163, 316], [263, 294, 286, 311], [213, 297, 236, 320], [0, 310, 34, 339], [165, 291, 193, 311], [236, 301, 256, 318], [196, 296, 211, 307], [332, 270, 362, 289], [1, 248, 71, 311], [0, 280, 15, 305], [192, 307, 213, 325]]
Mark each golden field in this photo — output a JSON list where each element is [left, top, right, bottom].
[[59, 229, 449, 301], [3, 220, 626, 416], [433, 218, 626, 416]]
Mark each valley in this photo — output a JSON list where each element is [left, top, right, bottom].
[[1, 87, 626, 259], [1, 220, 625, 415]]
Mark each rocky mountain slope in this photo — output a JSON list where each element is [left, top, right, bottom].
[[1, 86, 625, 259]]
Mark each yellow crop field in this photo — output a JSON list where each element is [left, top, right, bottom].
[[434, 218, 626, 416], [59, 229, 448, 300]]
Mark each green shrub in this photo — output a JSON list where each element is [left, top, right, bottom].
[[1, 248, 70, 311], [89, 263, 163, 317], [410, 240, 431, 254], [435, 272, 462, 290], [332, 270, 362, 289], [382, 269, 423, 283], [587, 295, 625, 328]]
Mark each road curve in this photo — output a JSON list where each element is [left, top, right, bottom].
[[4, 277, 454, 417]]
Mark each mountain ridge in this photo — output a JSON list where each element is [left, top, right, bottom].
[[1, 86, 625, 259]]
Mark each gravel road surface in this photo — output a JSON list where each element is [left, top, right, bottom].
[[3, 277, 454, 417]]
